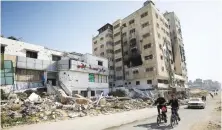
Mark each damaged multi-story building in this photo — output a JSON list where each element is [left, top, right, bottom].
[[92, 0, 188, 93], [0, 37, 109, 97]]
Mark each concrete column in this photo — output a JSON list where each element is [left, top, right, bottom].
[[87, 90, 91, 98]]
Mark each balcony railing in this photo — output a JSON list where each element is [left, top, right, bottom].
[[129, 32, 136, 39], [17, 56, 58, 71]]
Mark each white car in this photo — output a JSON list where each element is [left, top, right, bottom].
[[188, 98, 206, 109]]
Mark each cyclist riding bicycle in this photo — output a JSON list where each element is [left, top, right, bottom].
[[168, 94, 181, 121], [154, 94, 167, 122]]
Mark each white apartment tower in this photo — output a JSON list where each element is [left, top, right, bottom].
[[164, 12, 188, 82], [92, 1, 187, 91]]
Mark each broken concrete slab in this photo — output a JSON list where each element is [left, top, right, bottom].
[[28, 93, 42, 103]]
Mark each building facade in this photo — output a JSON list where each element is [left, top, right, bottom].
[[1, 37, 109, 96], [164, 11, 188, 86], [188, 79, 221, 91], [92, 1, 187, 91]]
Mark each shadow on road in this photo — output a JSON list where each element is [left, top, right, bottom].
[[134, 122, 173, 130], [184, 107, 205, 110]]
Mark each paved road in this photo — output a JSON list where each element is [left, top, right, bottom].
[[106, 96, 219, 130]]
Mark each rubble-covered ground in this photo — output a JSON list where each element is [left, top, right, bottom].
[[1, 92, 153, 128]]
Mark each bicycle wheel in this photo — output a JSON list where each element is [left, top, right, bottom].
[[175, 116, 178, 124], [157, 115, 161, 126], [170, 116, 175, 128]]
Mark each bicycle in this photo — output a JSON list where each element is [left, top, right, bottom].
[[156, 105, 167, 126], [170, 108, 179, 128]]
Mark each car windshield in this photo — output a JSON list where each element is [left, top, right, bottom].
[[190, 99, 200, 101]]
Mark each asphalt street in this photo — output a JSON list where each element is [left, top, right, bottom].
[[106, 96, 219, 130]]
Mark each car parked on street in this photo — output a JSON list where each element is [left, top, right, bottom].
[[188, 98, 206, 109]]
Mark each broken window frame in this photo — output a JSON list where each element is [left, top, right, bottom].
[[26, 50, 38, 59], [133, 69, 139, 74], [136, 81, 140, 85], [52, 55, 61, 61], [115, 58, 122, 63], [115, 66, 122, 71], [147, 80, 152, 84], [113, 24, 120, 29], [98, 61, 103, 66], [114, 49, 121, 54], [100, 52, 104, 56], [141, 12, 148, 18], [142, 33, 150, 38], [142, 22, 149, 28], [144, 43, 151, 49], [146, 67, 154, 72], [129, 19, 135, 25], [1, 45, 5, 54], [130, 29, 135, 34], [144, 55, 153, 60], [114, 40, 121, 45], [114, 32, 120, 37]]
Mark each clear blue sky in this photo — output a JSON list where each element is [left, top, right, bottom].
[[2, 1, 222, 83]]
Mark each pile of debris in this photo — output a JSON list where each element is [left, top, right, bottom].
[[215, 101, 221, 112], [189, 89, 208, 97], [1, 92, 153, 128], [206, 121, 221, 130]]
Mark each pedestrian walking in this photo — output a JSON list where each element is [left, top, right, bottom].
[[209, 93, 213, 98]]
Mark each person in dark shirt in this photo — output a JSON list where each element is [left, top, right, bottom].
[[168, 94, 180, 121], [154, 94, 167, 122]]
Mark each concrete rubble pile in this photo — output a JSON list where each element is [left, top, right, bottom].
[[1, 92, 153, 128], [189, 89, 208, 97], [215, 101, 222, 112], [207, 121, 221, 130]]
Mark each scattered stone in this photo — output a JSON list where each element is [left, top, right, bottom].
[[10, 104, 21, 111], [45, 111, 53, 116], [43, 116, 48, 120], [62, 105, 75, 110], [68, 113, 78, 118], [28, 93, 42, 103], [99, 98, 106, 106], [79, 112, 86, 117], [8, 93, 18, 100], [39, 113, 44, 118], [52, 114, 56, 119]]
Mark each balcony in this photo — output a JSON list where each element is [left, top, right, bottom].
[[17, 56, 58, 71], [129, 32, 136, 40], [122, 36, 127, 42]]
